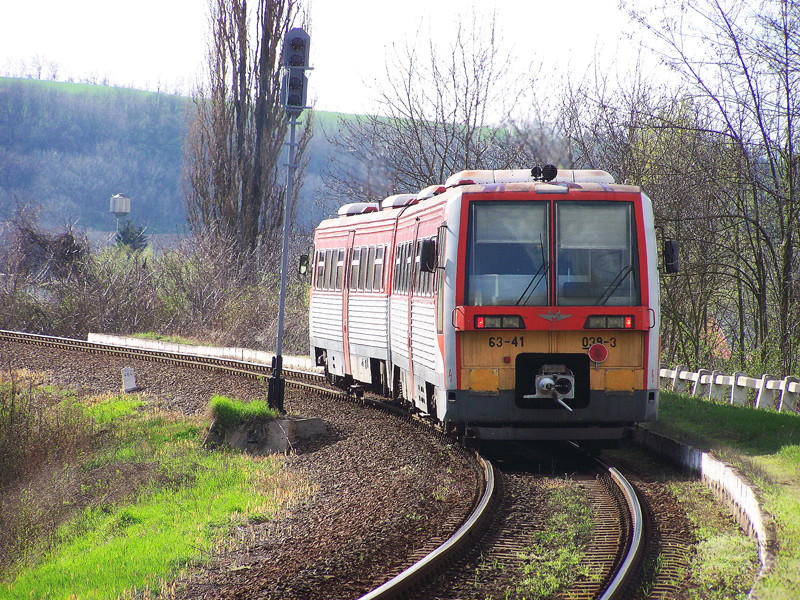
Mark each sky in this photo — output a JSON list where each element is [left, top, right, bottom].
[[0, 0, 647, 115]]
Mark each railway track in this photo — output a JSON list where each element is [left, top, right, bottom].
[[2, 330, 646, 599]]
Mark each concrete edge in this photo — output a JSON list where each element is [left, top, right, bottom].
[[632, 426, 777, 585], [87, 333, 323, 374]]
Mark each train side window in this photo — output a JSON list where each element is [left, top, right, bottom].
[[365, 246, 375, 291], [425, 237, 435, 296], [315, 251, 325, 289], [393, 245, 402, 293], [335, 248, 345, 291], [358, 246, 369, 291], [403, 242, 414, 294], [373, 246, 384, 292], [416, 240, 428, 296], [411, 240, 422, 296], [398, 243, 407, 294], [350, 247, 361, 291], [323, 249, 333, 290], [396, 244, 404, 294]]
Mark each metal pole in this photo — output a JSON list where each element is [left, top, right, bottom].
[[268, 113, 299, 412]]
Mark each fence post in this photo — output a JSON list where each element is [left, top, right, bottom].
[[692, 369, 711, 397], [708, 370, 726, 402], [755, 374, 777, 410], [778, 376, 799, 414], [671, 365, 686, 392], [730, 372, 748, 406]]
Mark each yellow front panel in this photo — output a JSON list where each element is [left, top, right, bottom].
[[550, 331, 644, 367], [605, 368, 636, 391], [469, 369, 499, 392], [459, 330, 646, 392], [461, 331, 548, 367], [461, 331, 548, 391]]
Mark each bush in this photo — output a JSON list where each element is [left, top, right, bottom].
[[0, 373, 97, 570], [0, 211, 312, 355]]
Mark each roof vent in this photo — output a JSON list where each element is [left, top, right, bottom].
[[381, 194, 418, 210], [337, 202, 380, 217], [553, 170, 615, 184], [416, 185, 446, 200]]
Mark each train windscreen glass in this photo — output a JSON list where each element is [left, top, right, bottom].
[[555, 202, 640, 306], [465, 202, 549, 306]]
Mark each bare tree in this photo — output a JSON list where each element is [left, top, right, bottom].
[[183, 0, 310, 252], [322, 12, 529, 207], [624, 0, 800, 374]]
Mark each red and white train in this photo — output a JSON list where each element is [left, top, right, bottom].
[[308, 166, 665, 442]]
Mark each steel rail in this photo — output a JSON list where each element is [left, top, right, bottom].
[[357, 455, 495, 600], [0, 330, 320, 383], [597, 462, 644, 600]]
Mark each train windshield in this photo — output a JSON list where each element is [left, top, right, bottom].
[[465, 202, 549, 306], [555, 202, 640, 306]]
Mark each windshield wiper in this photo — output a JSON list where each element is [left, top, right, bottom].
[[515, 262, 549, 306], [516, 239, 549, 306], [595, 265, 633, 305]]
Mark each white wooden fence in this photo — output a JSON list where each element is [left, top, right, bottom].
[[659, 366, 800, 414]]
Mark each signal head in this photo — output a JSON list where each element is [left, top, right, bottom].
[[283, 27, 310, 69]]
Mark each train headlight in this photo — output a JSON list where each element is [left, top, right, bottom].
[[474, 315, 525, 329], [584, 315, 634, 329]]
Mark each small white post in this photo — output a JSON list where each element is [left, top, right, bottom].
[[121, 367, 137, 393]]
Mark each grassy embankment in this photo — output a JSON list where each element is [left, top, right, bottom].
[[647, 391, 800, 599], [0, 372, 307, 599]]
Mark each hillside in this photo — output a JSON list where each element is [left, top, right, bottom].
[[0, 77, 341, 234]]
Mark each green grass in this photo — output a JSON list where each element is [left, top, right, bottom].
[[649, 391, 800, 600], [514, 479, 597, 598], [668, 481, 759, 599], [1, 391, 306, 599], [209, 395, 280, 428]]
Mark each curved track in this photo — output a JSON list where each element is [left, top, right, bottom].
[[2, 330, 645, 598]]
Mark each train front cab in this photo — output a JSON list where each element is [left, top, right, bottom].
[[439, 180, 661, 442]]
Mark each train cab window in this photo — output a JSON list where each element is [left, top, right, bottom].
[[373, 246, 384, 292], [350, 248, 361, 291], [555, 202, 640, 306], [465, 202, 549, 306]]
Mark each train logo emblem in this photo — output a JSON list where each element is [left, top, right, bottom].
[[537, 310, 573, 323]]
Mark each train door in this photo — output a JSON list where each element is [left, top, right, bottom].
[[407, 221, 424, 412], [342, 230, 355, 376]]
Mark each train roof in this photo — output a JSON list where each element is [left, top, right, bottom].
[[316, 167, 642, 232], [444, 168, 617, 186]]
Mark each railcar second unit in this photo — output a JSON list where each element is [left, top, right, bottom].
[[308, 167, 664, 442]]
